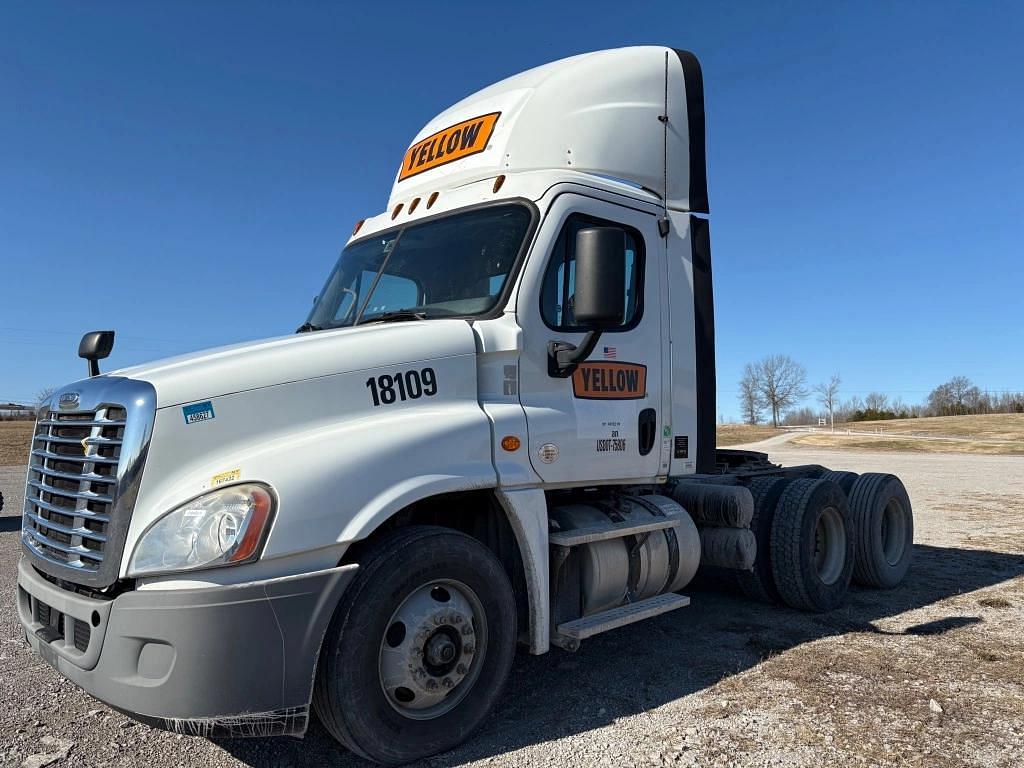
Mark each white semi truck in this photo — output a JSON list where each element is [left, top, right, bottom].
[[16, 46, 913, 764]]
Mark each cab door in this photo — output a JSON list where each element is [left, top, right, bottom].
[[517, 194, 666, 484]]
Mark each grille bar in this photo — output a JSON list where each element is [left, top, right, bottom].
[[31, 449, 120, 465], [35, 418, 126, 428], [35, 434, 122, 447], [26, 494, 110, 522], [24, 510, 108, 543], [26, 479, 114, 505], [24, 525, 104, 562], [32, 466, 117, 486]]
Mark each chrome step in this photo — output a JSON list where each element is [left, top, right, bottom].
[[549, 515, 680, 547], [553, 593, 690, 650]]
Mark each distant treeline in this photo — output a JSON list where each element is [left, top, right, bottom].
[[738, 358, 1022, 426], [781, 376, 1024, 426]]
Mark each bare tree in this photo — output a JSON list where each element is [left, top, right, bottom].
[[814, 373, 840, 432], [36, 387, 57, 406], [738, 364, 763, 426], [753, 355, 808, 428]]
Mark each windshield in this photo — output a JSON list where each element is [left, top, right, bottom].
[[305, 204, 533, 329]]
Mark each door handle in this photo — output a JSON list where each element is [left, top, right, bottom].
[[638, 408, 656, 456]]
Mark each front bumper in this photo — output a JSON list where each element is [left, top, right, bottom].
[[16, 558, 357, 737]]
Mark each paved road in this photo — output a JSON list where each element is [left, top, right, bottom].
[[2, 446, 1022, 767]]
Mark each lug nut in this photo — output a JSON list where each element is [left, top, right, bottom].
[[441, 677, 454, 689], [426, 679, 438, 691], [456, 663, 467, 675], [464, 644, 475, 655]]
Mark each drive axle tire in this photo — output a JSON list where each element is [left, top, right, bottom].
[[770, 479, 854, 612], [821, 470, 858, 496], [848, 473, 914, 588], [313, 526, 517, 765], [735, 477, 792, 604]]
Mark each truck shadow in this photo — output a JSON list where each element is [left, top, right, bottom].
[[216, 543, 1024, 767]]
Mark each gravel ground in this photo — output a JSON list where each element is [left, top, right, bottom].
[[2, 441, 1023, 767]]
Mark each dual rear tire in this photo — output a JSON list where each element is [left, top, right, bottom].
[[741, 471, 914, 612], [769, 479, 854, 612], [848, 473, 914, 588]]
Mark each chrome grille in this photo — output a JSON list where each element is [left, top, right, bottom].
[[23, 407, 126, 574], [21, 377, 156, 589]]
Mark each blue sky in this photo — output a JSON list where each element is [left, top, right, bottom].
[[2, 1, 1022, 419]]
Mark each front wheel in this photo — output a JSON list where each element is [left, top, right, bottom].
[[313, 526, 517, 765]]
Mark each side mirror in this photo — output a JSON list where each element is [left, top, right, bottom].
[[547, 227, 627, 378], [79, 330, 115, 377], [572, 227, 627, 328]]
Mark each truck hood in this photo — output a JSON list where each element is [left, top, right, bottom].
[[110, 320, 479, 409]]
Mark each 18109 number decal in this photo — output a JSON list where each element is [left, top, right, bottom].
[[366, 367, 438, 407]]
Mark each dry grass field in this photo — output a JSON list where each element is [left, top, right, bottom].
[[717, 424, 784, 446], [0, 421, 33, 465], [791, 414, 1024, 456], [834, 413, 1024, 441], [792, 433, 1024, 456]]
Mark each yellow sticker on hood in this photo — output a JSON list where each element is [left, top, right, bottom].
[[211, 469, 241, 487], [399, 112, 500, 181]]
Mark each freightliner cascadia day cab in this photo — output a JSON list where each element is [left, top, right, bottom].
[[16, 46, 914, 764]]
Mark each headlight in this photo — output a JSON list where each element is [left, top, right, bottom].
[[129, 483, 275, 576]]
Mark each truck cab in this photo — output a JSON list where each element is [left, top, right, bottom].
[[15, 46, 914, 765]]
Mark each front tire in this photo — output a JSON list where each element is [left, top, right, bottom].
[[313, 526, 517, 765]]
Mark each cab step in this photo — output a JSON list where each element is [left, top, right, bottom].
[[549, 515, 681, 547], [552, 593, 690, 650]]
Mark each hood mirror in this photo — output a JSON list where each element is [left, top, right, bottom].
[[79, 331, 115, 377]]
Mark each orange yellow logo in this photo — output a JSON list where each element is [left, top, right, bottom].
[[572, 362, 647, 400], [398, 112, 500, 181]]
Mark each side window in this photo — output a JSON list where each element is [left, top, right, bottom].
[[540, 214, 643, 330]]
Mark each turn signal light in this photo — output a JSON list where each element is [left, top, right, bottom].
[[501, 435, 521, 452]]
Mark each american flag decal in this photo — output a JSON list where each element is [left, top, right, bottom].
[[603, 346, 617, 359]]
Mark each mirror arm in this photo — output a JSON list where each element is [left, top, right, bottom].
[[547, 330, 602, 378]]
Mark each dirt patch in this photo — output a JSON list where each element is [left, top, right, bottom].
[[0, 421, 33, 465]]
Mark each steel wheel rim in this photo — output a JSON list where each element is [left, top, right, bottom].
[[881, 498, 908, 565], [378, 578, 487, 720], [813, 506, 846, 585]]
